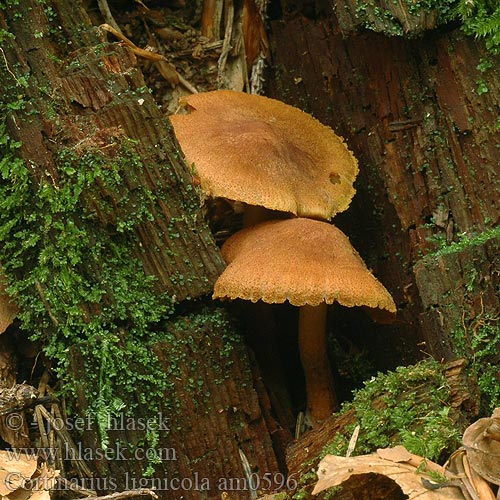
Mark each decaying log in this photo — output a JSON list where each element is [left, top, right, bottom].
[[1, 1, 280, 497], [415, 236, 500, 361], [286, 359, 477, 480], [280, 0, 450, 36], [331, 0, 443, 36], [268, 14, 500, 363], [71, 306, 280, 500], [154, 308, 280, 497], [0, 0, 224, 303]]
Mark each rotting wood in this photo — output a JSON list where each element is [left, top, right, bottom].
[[285, 359, 477, 481], [70, 306, 280, 500], [414, 236, 500, 361], [331, 0, 440, 36], [1, 0, 225, 304], [268, 13, 500, 365], [1, 1, 280, 498]]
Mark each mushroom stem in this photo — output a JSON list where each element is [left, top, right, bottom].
[[298, 303, 338, 427], [242, 205, 275, 227]]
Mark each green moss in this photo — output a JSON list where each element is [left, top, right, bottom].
[[0, 99, 175, 445], [350, 0, 500, 56], [351, 0, 455, 36], [274, 361, 462, 499], [321, 359, 462, 462], [451, 309, 500, 412], [165, 307, 240, 397], [457, 0, 500, 54], [273, 493, 290, 500], [291, 468, 317, 500], [0, 10, 230, 481], [426, 226, 500, 258]]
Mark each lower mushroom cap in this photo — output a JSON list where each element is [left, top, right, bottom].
[[213, 218, 396, 314]]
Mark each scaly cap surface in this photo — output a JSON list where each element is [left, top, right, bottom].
[[169, 90, 358, 220], [213, 218, 396, 314]]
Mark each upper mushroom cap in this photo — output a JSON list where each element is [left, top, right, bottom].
[[213, 218, 396, 314], [169, 90, 359, 220]]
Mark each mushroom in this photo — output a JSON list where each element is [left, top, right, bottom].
[[169, 90, 359, 225], [213, 218, 396, 427]]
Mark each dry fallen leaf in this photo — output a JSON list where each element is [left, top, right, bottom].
[[0, 451, 38, 496], [376, 444, 413, 462], [377, 445, 445, 474], [28, 491, 51, 500], [484, 408, 500, 442], [0, 451, 59, 500], [462, 453, 496, 500], [313, 451, 465, 499], [463, 409, 500, 485]]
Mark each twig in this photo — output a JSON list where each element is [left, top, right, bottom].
[[50, 404, 66, 474], [56, 477, 96, 497], [0, 47, 22, 86], [100, 24, 167, 62], [100, 24, 197, 93], [294, 411, 305, 439], [238, 449, 257, 500], [34, 279, 59, 327], [171, 40, 224, 58], [175, 73, 198, 94], [217, 0, 234, 88], [35, 404, 50, 449], [346, 425, 360, 458], [97, 0, 121, 34], [36, 404, 94, 479], [421, 478, 475, 500]]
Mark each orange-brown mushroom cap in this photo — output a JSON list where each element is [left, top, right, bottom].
[[213, 218, 396, 314], [169, 90, 358, 220]]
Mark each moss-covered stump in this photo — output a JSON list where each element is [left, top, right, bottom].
[[284, 359, 477, 499], [70, 307, 279, 499], [0, 0, 224, 303], [156, 307, 280, 496], [331, 0, 454, 37], [268, 12, 500, 370], [0, 2, 282, 498], [0, 0, 225, 398], [414, 233, 500, 409]]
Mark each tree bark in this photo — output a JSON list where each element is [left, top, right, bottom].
[[268, 8, 500, 364], [70, 306, 280, 500], [0, 1, 280, 498], [1, 1, 224, 301]]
